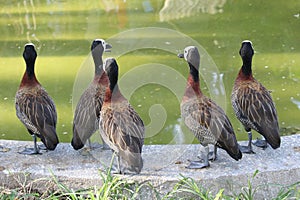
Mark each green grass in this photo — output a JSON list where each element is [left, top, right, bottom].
[[0, 170, 299, 200]]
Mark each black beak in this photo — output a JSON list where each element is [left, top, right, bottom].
[[105, 43, 112, 52], [177, 53, 184, 58]]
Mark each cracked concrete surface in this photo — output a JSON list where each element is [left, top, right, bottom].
[[0, 134, 299, 199]]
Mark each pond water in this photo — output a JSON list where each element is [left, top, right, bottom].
[[0, 0, 299, 145]]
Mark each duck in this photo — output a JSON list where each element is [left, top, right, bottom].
[[71, 39, 112, 150], [15, 43, 59, 154], [99, 57, 144, 174], [178, 46, 242, 168], [231, 40, 280, 154]]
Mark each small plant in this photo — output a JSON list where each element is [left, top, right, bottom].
[[44, 155, 143, 200], [94, 154, 144, 199], [1, 168, 299, 199], [0, 188, 18, 200], [166, 174, 229, 200], [272, 181, 300, 200], [43, 174, 80, 199], [236, 170, 261, 200], [0, 172, 41, 200]]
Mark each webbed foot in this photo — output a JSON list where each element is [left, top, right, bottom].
[[88, 143, 102, 150], [18, 148, 41, 155], [79, 147, 92, 156], [38, 144, 47, 150], [110, 166, 122, 174], [197, 152, 216, 161], [186, 160, 209, 169], [101, 143, 111, 150], [253, 138, 268, 149], [208, 151, 217, 161], [239, 144, 255, 154]]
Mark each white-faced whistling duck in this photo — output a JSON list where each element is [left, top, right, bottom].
[[15, 43, 59, 155], [178, 46, 242, 169], [99, 58, 145, 174], [231, 40, 281, 154], [71, 39, 112, 150]]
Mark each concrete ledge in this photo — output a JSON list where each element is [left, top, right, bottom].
[[0, 134, 299, 199]]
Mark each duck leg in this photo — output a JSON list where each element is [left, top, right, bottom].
[[208, 145, 217, 161], [239, 131, 255, 154], [100, 137, 110, 150], [186, 145, 209, 169], [38, 144, 47, 150], [87, 138, 97, 150], [19, 134, 41, 155], [110, 152, 122, 174], [253, 136, 268, 149], [197, 145, 217, 161], [83, 138, 99, 150]]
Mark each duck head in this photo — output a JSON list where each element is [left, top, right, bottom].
[[178, 46, 200, 70], [239, 40, 254, 61], [23, 43, 37, 66]]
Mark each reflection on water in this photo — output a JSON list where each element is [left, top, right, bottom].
[[21, 0, 40, 46], [0, 0, 299, 144], [159, 0, 226, 22], [291, 98, 300, 110], [210, 72, 225, 96]]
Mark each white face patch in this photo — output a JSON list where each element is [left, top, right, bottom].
[[242, 40, 253, 49], [24, 43, 35, 47], [183, 46, 196, 61], [242, 40, 252, 44], [103, 57, 114, 71], [94, 38, 106, 50]]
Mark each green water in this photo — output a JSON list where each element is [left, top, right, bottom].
[[0, 0, 299, 145]]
